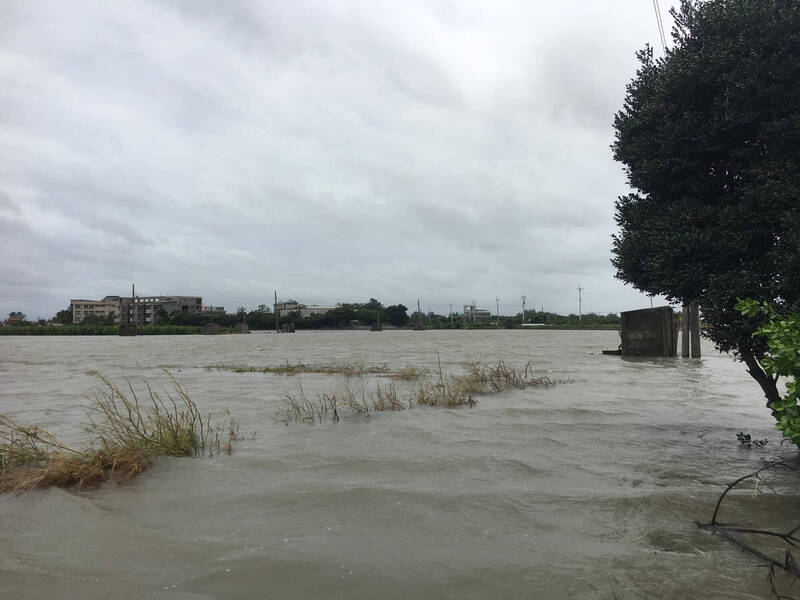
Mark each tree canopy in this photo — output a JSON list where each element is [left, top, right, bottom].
[[612, 0, 800, 404]]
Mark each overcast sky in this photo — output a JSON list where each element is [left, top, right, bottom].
[[0, 1, 674, 319]]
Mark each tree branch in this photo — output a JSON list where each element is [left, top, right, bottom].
[[697, 460, 800, 597]]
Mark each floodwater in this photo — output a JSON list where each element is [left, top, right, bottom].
[[0, 330, 796, 599]]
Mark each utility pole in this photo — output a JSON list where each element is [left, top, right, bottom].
[[522, 294, 527, 324], [449, 303, 453, 326], [274, 290, 279, 333], [577, 285, 584, 325], [495, 297, 500, 319]]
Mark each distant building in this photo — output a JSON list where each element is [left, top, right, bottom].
[[4, 311, 26, 326], [463, 303, 492, 322], [274, 300, 301, 316], [202, 306, 226, 317], [275, 299, 339, 318], [71, 296, 121, 324], [118, 295, 203, 326]]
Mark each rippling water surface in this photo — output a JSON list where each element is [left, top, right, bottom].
[[0, 330, 794, 598]]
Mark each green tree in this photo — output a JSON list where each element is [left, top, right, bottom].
[[54, 307, 73, 325], [612, 0, 800, 407], [155, 307, 169, 325], [365, 298, 383, 311], [384, 304, 409, 327]]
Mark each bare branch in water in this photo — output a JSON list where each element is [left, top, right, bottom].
[[696, 459, 800, 598]]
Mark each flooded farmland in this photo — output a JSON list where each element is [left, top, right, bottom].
[[0, 329, 795, 599]]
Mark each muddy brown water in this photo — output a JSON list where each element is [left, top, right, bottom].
[[0, 330, 796, 599]]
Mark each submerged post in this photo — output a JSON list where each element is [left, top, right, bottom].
[[681, 304, 690, 357], [689, 301, 701, 357], [274, 290, 279, 334]]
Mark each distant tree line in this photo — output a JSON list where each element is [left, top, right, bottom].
[[7, 303, 622, 332], [158, 299, 411, 329], [410, 310, 621, 329]]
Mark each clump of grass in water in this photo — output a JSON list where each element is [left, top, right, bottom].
[[372, 381, 405, 411], [412, 356, 477, 408], [462, 360, 560, 391], [205, 360, 389, 376], [0, 371, 238, 492], [340, 377, 373, 415], [0, 412, 152, 492], [282, 380, 410, 424], [205, 360, 428, 379], [413, 376, 477, 408], [88, 370, 211, 456], [279, 358, 568, 424], [282, 385, 339, 424], [387, 365, 431, 380]]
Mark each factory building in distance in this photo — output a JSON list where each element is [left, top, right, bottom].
[[71, 293, 219, 325]]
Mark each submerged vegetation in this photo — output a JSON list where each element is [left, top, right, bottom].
[[205, 360, 396, 377], [0, 371, 238, 492], [205, 360, 435, 380], [463, 361, 557, 392], [281, 360, 565, 424]]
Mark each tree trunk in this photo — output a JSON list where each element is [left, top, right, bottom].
[[740, 349, 780, 408]]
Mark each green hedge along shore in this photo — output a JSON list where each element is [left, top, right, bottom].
[[0, 325, 204, 336], [0, 323, 620, 335]]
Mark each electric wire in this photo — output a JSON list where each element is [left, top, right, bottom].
[[652, 0, 668, 53]]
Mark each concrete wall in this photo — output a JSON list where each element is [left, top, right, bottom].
[[620, 306, 676, 356]]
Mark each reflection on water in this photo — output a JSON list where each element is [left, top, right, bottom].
[[0, 330, 790, 598]]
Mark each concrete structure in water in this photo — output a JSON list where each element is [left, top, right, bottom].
[[619, 306, 678, 356], [617, 304, 701, 357]]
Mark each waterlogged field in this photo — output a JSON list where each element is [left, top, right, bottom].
[[0, 330, 795, 599]]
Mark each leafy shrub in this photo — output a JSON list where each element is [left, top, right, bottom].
[[736, 299, 800, 447]]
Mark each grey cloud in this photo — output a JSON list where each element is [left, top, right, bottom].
[[0, 0, 672, 318]]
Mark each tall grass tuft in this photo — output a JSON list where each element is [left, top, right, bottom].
[[372, 381, 405, 411], [1, 371, 238, 493], [88, 370, 210, 457], [281, 385, 339, 424], [340, 377, 372, 416], [462, 361, 558, 391]]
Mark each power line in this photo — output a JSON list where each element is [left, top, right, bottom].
[[652, 0, 667, 53]]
